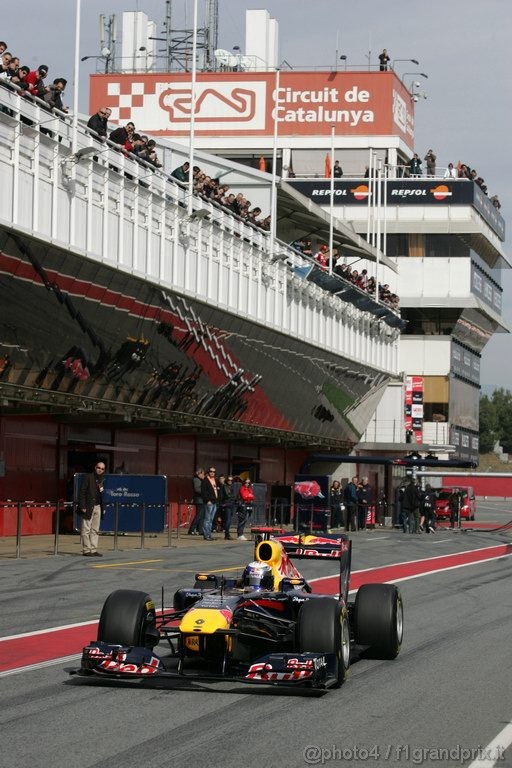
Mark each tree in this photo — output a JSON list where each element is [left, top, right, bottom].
[[479, 389, 512, 453]]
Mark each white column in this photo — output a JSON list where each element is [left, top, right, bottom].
[[329, 125, 335, 275], [269, 67, 280, 260], [187, 0, 199, 215]]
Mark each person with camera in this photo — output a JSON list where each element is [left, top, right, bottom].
[[237, 478, 255, 541]]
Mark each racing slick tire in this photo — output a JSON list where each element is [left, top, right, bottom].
[[354, 583, 403, 660], [297, 598, 350, 687], [97, 589, 157, 648]]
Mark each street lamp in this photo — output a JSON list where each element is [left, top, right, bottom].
[[81, 48, 112, 74], [391, 57, 419, 72]]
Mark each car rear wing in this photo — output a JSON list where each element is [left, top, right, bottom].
[[250, 528, 352, 601]]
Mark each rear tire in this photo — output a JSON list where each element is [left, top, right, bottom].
[[97, 589, 156, 647], [297, 598, 350, 687], [355, 584, 403, 659]]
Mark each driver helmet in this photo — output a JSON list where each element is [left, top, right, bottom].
[[242, 561, 274, 591]]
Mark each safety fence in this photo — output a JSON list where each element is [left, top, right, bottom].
[[0, 499, 300, 559]]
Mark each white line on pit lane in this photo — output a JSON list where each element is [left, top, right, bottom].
[[0, 654, 81, 678], [468, 721, 512, 767]]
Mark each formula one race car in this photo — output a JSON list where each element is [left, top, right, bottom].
[[70, 529, 403, 690]]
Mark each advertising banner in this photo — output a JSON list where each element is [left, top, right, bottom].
[[405, 376, 423, 444], [74, 474, 167, 532], [90, 71, 414, 147]]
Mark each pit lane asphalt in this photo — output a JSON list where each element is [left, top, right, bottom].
[[1, 501, 512, 768]]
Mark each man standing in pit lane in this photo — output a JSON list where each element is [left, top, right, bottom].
[[78, 461, 105, 557]]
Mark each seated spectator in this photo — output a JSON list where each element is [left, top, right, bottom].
[[87, 107, 111, 139], [109, 122, 135, 148], [171, 161, 190, 183], [43, 78, 68, 112], [25, 65, 49, 99], [490, 195, 501, 210]]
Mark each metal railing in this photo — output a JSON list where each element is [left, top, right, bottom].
[[0, 498, 354, 558]]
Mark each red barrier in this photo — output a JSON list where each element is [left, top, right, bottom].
[[0, 503, 55, 536]]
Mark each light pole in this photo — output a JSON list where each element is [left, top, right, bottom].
[[391, 58, 419, 75], [269, 67, 280, 262], [187, 0, 198, 216], [329, 125, 335, 275], [339, 55, 347, 71]]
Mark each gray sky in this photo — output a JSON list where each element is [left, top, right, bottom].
[[6, 0, 512, 390]]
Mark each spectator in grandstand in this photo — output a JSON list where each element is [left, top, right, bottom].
[[25, 65, 49, 100], [458, 163, 472, 180], [314, 244, 329, 268], [378, 48, 390, 71], [87, 107, 111, 139], [424, 149, 436, 176], [0, 51, 12, 77], [0, 55, 19, 81], [9, 65, 30, 91], [43, 78, 68, 112], [0, 42, 7, 56], [146, 139, 162, 168], [258, 215, 271, 231], [333, 160, 343, 178], [246, 206, 262, 223], [475, 176, 488, 194], [109, 121, 135, 148], [444, 162, 457, 178], [171, 161, 190, 183], [491, 195, 501, 210], [408, 153, 422, 176]]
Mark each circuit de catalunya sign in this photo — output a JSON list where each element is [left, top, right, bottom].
[[90, 70, 414, 146]]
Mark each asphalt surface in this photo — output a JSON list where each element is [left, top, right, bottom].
[[1, 500, 512, 768]]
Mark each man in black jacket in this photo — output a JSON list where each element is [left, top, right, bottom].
[[78, 462, 105, 556], [87, 107, 111, 139], [403, 479, 422, 534]]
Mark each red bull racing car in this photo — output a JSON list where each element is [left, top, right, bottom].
[[70, 529, 403, 690]]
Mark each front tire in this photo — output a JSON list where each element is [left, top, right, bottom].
[[297, 598, 350, 687], [355, 583, 403, 659], [97, 589, 156, 647]]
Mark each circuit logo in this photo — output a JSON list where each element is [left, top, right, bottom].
[[430, 185, 452, 201], [157, 81, 267, 131], [350, 184, 369, 201]]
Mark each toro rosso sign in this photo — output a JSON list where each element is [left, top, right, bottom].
[[89, 71, 414, 145]]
